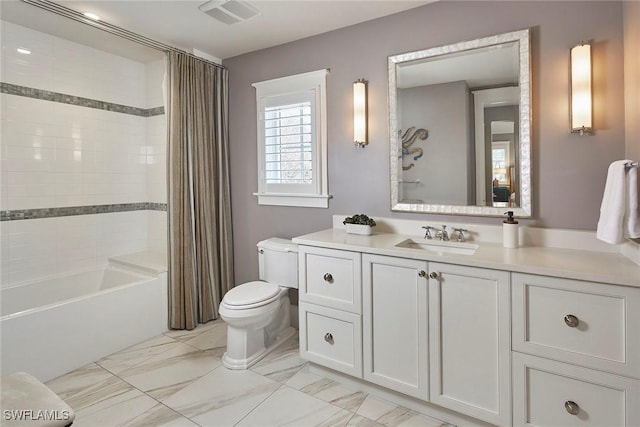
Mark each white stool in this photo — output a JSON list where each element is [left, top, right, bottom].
[[0, 372, 75, 426]]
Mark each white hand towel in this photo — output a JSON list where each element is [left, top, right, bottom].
[[597, 160, 639, 244], [625, 164, 640, 239]]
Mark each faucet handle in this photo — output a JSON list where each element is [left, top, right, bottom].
[[452, 227, 468, 242], [422, 225, 436, 239]]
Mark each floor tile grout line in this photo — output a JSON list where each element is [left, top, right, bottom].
[[103, 352, 213, 427], [231, 376, 285, 427], [98, 344, 224, 425]]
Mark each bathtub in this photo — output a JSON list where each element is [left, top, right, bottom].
[[1, 260, 167, 382]]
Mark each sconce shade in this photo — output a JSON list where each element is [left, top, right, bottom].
[[570, 43, 592, 134], [353, 79, 368, 147]]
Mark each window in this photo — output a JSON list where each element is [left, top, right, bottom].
[[252, 69, 330, 208]]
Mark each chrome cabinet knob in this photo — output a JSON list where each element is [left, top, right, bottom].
[[418, 270, 427, 278], [564, 314, 579, 328], [564, 400, 579, 415], [323, 273, 333, 283], [324, 333, 334, 344], [429, 272, 438, 279]]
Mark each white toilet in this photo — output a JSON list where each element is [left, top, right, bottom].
[[219, 238, 298, 369]]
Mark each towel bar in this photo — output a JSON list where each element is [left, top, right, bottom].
[[624, 161, 639, 168]]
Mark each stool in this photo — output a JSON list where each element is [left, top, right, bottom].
[[1, 372, 75, 426]]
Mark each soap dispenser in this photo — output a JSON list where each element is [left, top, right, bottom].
[[503, 211, 519, 248]]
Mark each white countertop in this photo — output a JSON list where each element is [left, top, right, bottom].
[[293, 228, 640, 288]]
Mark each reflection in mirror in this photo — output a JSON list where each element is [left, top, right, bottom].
[[389, 29, 531, 217]]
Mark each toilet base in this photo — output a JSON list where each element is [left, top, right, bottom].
[[222, 326, 297, 370]]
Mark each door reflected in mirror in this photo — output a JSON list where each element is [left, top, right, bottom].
[[389, 29, 531, 217], [490, 120, 516, 208]]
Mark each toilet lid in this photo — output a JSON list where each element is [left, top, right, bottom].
[[223, 281, 280, 307]]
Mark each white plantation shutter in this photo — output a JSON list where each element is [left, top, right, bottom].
[[262, 92, 315, 192], [252, 69, 330, 208]]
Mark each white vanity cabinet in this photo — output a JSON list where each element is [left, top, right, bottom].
[[362, 254, 429, 399], [295, 231, 640, 427], [512, 273, 640, 426], [428, 263, 511, 427], [298, 246, 363, 377]]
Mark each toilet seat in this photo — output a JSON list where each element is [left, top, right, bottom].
[[222, 281, 281, 310]]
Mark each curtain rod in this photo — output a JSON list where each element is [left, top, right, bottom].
[[21, 0, 226, 70]]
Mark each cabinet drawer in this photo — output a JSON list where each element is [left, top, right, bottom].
[[299, 302, 362, 377], [299, 246, 361, 313], [513, 352, 640, 427], [512, 273, 640, 378]]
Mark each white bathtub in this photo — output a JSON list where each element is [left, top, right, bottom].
[[1, 263, 167, 382]]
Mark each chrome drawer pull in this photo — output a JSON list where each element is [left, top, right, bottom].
[[324, 333, 334, 344], [323, 273, 333, 283], [418, 270, 426, 278], [564, 314, 579, 328], [429, 272, 438, 279], [564, 400, 579, 415]]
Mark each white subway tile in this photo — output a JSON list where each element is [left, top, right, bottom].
[[54, 194, 88, 208], [7, 196, 56, 210]]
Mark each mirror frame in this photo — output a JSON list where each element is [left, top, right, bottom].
[[389, 29, 532, 217]]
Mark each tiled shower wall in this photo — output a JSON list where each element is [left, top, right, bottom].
[[0, 21, 167, 287]]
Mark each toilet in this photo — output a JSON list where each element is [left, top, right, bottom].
[[219, 238, 298, 369]]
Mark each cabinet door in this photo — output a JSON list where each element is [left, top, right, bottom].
[[428, 263, 510, 426], [362, 254, 428, 400]]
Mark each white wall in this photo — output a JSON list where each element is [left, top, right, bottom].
[[624, 1, 640, 162], [0, 21, 166, 287]]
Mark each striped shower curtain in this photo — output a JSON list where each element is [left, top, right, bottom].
[[166, 52, 234, 330]]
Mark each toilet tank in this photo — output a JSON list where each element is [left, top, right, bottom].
[[257, 238, 298, 289]]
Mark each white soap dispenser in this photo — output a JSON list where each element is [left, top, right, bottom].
[[503, 211, 519, 248]]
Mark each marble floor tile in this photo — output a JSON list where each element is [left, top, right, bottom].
[[178, 319, 227, 356], [117, 342, 222, 401], [44, 327, 456, 427], [97, 335, 181, 375], [236, 385, 353, 427], [72, 387, 158, 427], [164, 319, 224, 342], [121, 403, 199, 427], [347, 414, 386, 427], [356, 395, 445, 427], [162, 366, 280, 427], [250, 335, 306, 383], [46, 363, 132, 412], [286, 369, 368, 412]]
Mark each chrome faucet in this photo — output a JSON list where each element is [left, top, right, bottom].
[[452, 227, 468, 242], [436, 225, 449, 241], [422, 225, 435, 240]]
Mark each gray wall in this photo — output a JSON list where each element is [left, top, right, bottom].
[[224, 1, 626, 285], [624, 1, 639, 162], [399, 81, 473, 205]]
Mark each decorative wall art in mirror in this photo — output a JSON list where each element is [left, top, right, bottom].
[[389, 29, 531, 217]]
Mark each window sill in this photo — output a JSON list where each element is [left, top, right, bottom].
[[253, 192, 332, 208]]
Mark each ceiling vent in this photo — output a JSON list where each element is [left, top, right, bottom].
[[199, 1, 261, 25]]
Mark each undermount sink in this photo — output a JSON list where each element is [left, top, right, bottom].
[[395, 238, 479, 255]]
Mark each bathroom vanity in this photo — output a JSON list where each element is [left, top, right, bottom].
[[293, 226, 640, 427]]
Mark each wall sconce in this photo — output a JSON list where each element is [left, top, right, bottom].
[[353, 79, 368, 147], [570, 42, 593, 135]]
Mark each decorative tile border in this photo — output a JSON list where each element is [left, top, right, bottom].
[[1, 202, 167, 221], [0, 82, 164, 117]]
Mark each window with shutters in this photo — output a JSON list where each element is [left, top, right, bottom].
[[252, 69, 330, 208]]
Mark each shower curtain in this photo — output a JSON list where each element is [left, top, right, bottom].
[[166, 52, 234, 330]]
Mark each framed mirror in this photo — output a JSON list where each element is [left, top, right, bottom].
[[389, 29, 531, 217]]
